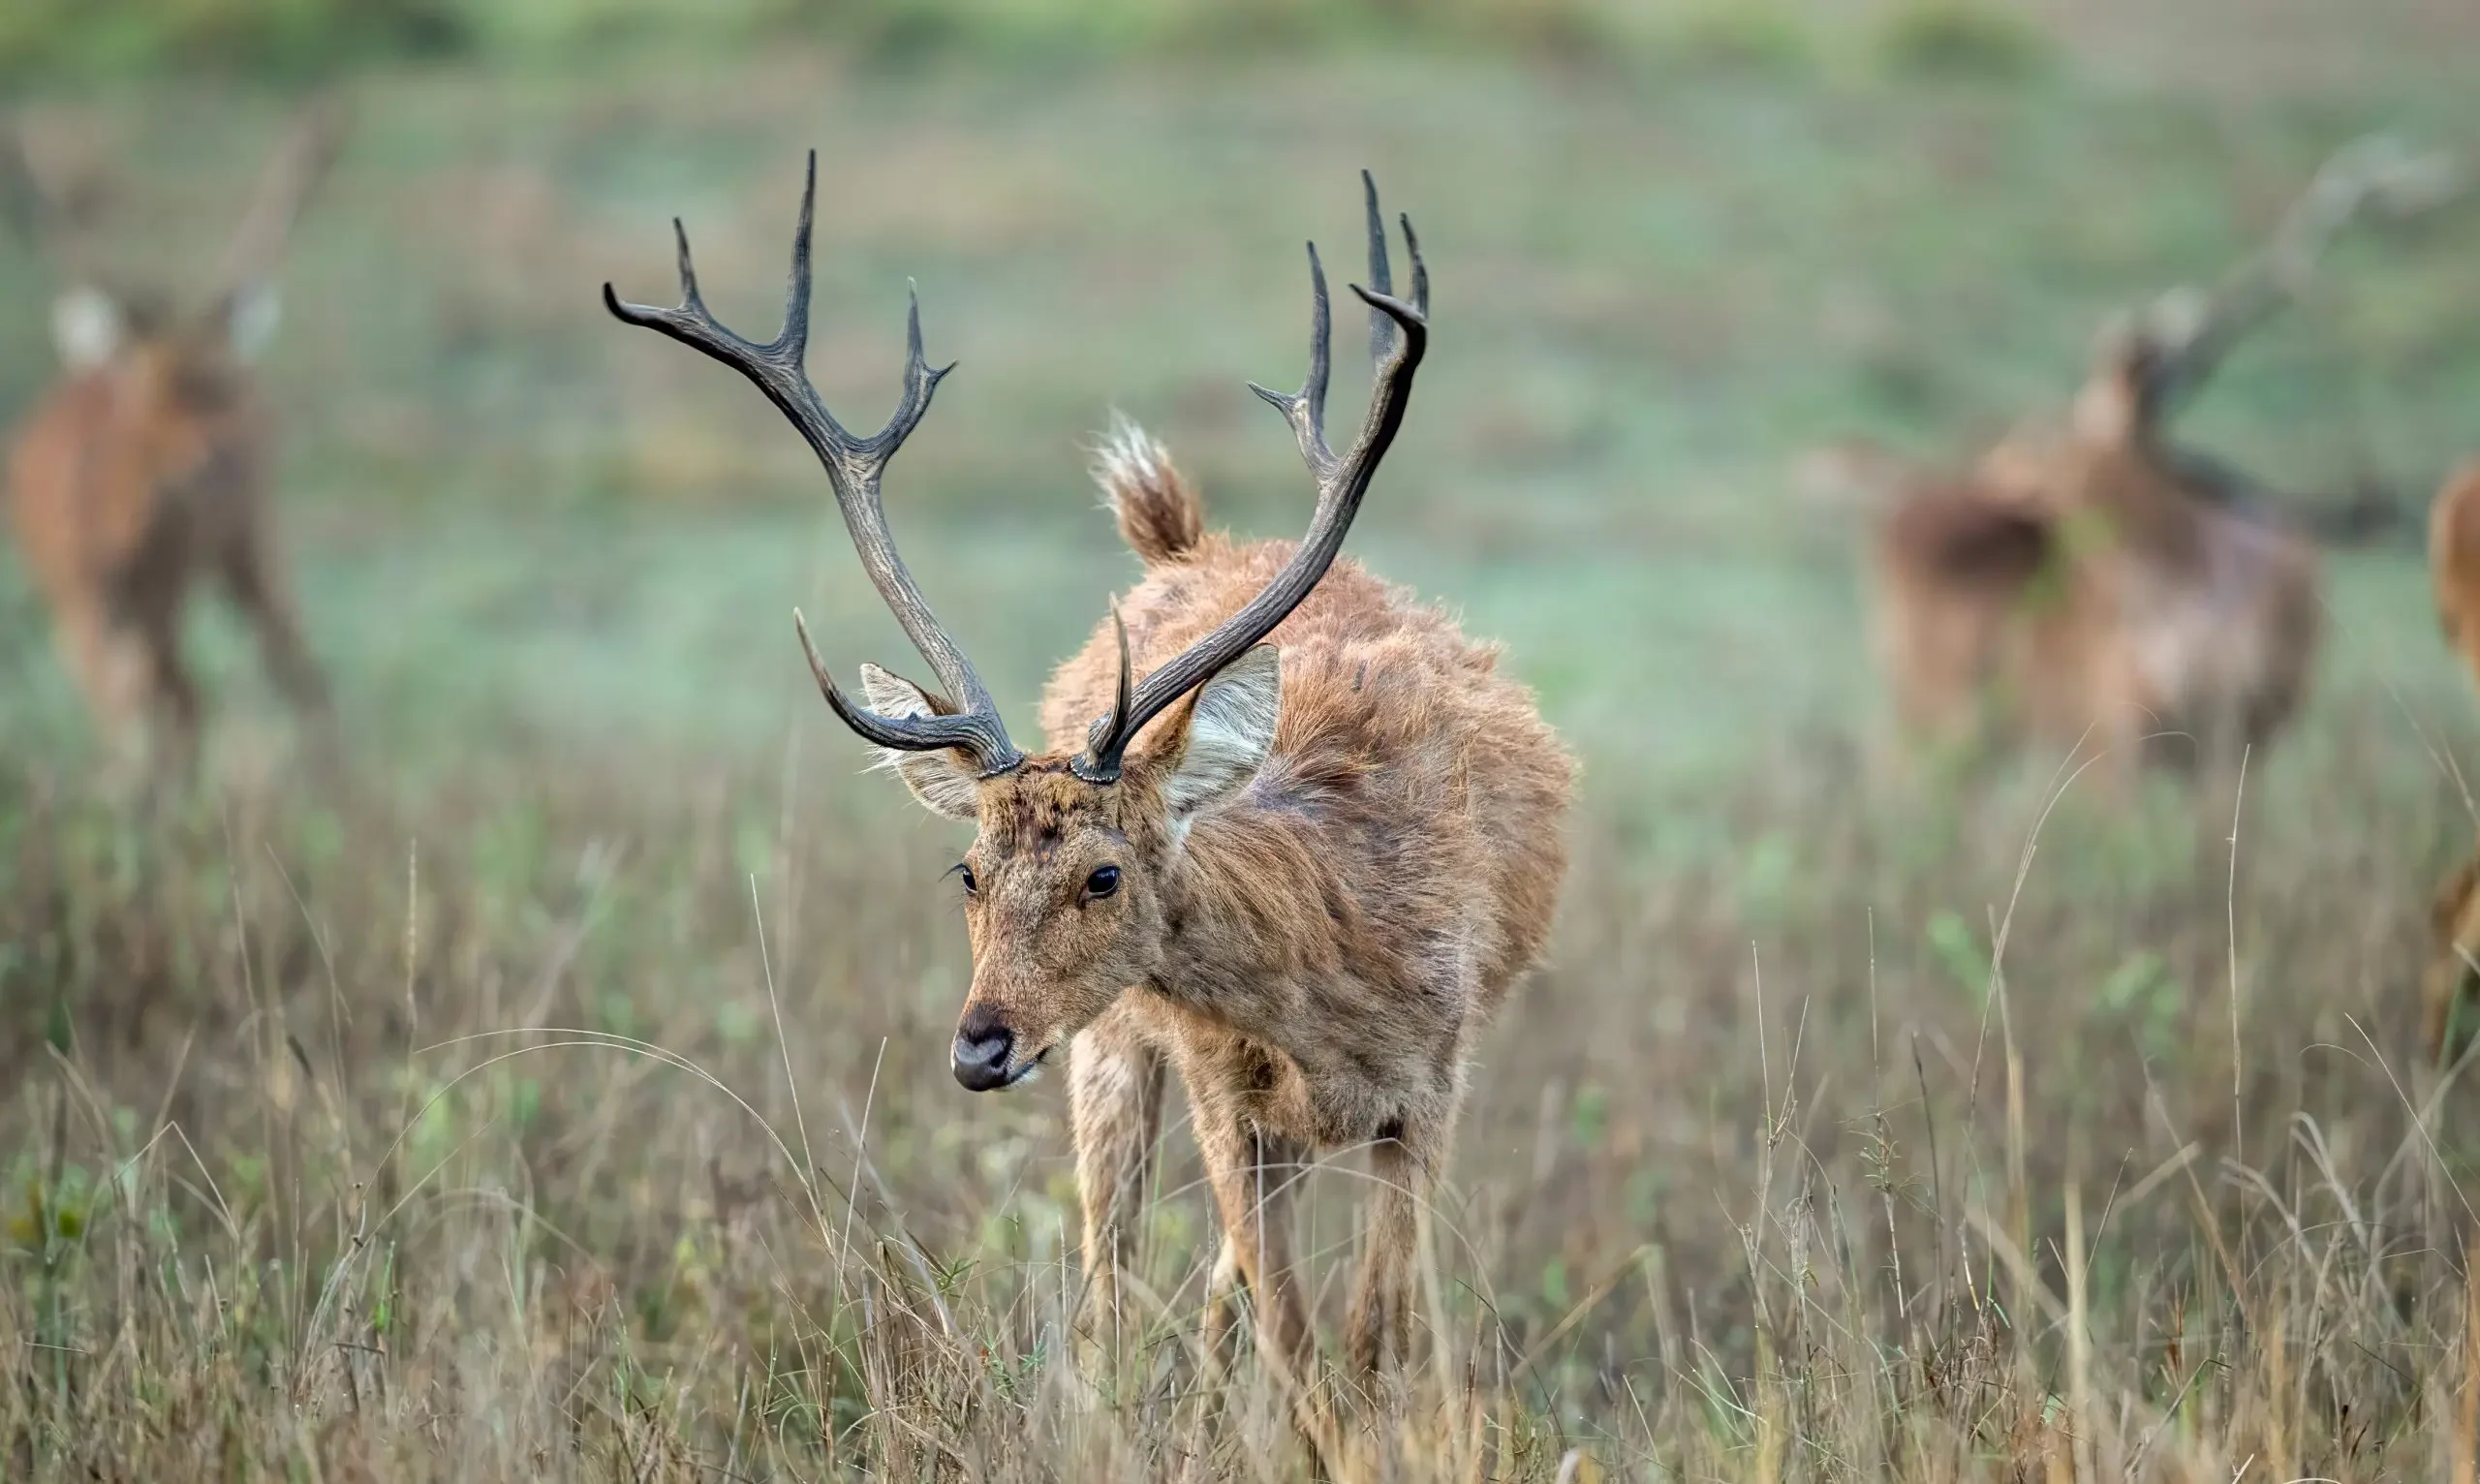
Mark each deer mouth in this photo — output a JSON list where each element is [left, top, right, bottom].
[[997, 1044, 1053, 1089], [954, 1039, 1052, 1094]]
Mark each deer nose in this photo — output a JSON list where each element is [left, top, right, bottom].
[[951, 1010, 1015, 1093]]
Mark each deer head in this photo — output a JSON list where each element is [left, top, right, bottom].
[[5, 94, 344, 402], [608, 160, 1427, 1090]]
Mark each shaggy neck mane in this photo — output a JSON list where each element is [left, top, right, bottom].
[[1150, 759, 1361, 1001]]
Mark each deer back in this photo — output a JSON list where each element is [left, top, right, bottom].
[[1038, 533, 1571, 1015]]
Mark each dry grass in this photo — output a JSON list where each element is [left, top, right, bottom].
[[4, 696, 2478, 1480], [5, 11, 2479, 1479]]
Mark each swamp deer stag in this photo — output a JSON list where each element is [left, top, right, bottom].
[[3, 97, 344, 781], [1856, 138, 2459, 780], [2420, 457, 2480, 1064], [607, 160, 1572, 1457]]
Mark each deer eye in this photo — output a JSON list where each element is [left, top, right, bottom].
[[1083, 865, 1121, 900], [950, 862, 977, 895]]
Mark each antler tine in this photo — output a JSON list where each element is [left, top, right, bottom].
[[2137, 135, 2466, 417], [0, 117, 108, 287], [2264, 135, 2464, 287], [1404, 214, 1431, 319], [1076, 173, 1430, 783], [793, 610, 1014, 758], [1364, 169, 1394, 363], [206, 91, 347, 301], [608, 151, 1022, 775], [0, 124, 46, 257], [1103, 603, 1134, 742], [1249, 240, 1339, 481]]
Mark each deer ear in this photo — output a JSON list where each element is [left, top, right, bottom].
[[858, 663, 982, 821], [222, 277, 283, 362], [50, 286, 122, 370], [1157, 644, 1281, 819]]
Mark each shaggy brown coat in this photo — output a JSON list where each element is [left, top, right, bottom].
[[3, 100, 339, 780], [1863, 350, 2322, 778], [882, 422, 1573, 1416], [8, 306, 328, 772]]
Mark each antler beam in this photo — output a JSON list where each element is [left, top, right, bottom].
[[1074, 170, 1430, 784], [604, 151, 1023, 775], [2136, 135, 2465, 416]]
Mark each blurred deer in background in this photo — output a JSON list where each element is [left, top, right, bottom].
[[2420, 457, 2480, 1065], [1823, 137, 2461, 782], [3, 95, 345, 785], [2432, 458, 2480, 696], [608, 161, 1572, 1469]]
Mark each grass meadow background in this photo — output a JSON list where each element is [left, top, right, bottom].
[[5, 0, 2480, 1477]]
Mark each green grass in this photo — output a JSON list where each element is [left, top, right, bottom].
[[8, 4, 2480, 1477]]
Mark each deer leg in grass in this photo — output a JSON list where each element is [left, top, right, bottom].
[[1200, 1233, 1246, 1379], [55, 608, 160, 802], [2424, 946, 2469, 1070], [1068, 1002, 1166, 1378], [139, 604, 202, 788], [1344, 1101, 1450, 1403], [82, 594, 200, 805], [52, 600, 145, 754], [2063, 680, 2147, 801], [2428, 860, 2480, 1067], [220, 530, 330, 720], [1194, 1110, 1319, 1452]]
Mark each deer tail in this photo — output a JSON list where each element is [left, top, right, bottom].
[[1092, 413, 1204, 565]]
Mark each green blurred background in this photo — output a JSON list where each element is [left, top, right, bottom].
[[1, 0, 2474, 808], [7, 9, 2480, 1472]]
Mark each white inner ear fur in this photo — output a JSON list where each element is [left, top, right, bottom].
[[226, 279, 284, 363], [1161, 644, 1282, 819], [50, 287, 123, 371], [858, 663, 981, 821]]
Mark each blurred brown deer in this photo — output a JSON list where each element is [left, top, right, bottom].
[[2420, 457, 2480, 1064], [1818, 138, 2461, 782], [4, 97, 345, 784], [608, 162, 1572, 1470]]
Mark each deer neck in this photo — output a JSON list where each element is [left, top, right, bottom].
[[1141, 816, 1329, 1031]]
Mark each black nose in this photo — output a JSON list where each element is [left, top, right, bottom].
[[952, 1011, 1014, 1093]]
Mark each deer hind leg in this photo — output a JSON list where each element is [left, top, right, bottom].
[[51, 597, 184, 793], [1200, 1230, 1247, 1376], [218, 529, 330, 718], [1340, 1097, 1456, 1480], [1193, 1109, 1322, 1466], [2423, 948, 2471, 1069], [1067, 1005, 1165, 1381], [1344, 1125, 1425, 1387], [134, 599, 202, 793], [51, 600, 143, 747], [2427, 858, 2480, 1067]]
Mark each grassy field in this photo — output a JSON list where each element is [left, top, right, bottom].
[[7, 1, 2480, 1477]]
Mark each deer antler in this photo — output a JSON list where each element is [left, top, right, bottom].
[[205, 91, 349, 302], [604, 152, 1024, 776], [1072, 170, 1430, 784], [0, 114, 114, 286], [2130, 135, 2465, 414]]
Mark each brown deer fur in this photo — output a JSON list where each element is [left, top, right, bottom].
[[885, 421, 1573, 1407], [4, 102, 339, 779], [1862, 341, 2322, 777], [9, 296, 328, 770], [1855, 137, 2468, 781], [2431, 458, 2480, 691], [2421, 458, 2480, 1064]]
